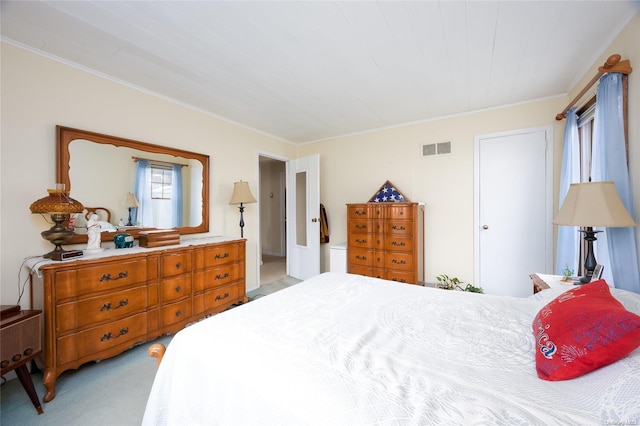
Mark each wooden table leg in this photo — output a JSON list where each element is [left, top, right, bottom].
[[14, 364, 43, 414]]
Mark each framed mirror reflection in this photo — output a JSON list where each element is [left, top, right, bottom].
[[56, 126, 209, 244]]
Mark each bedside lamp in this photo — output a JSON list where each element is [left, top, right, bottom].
[[30, 187, 84, 259], [124, 193, 139, 226], [553, 181, 636, 283], [229, 181, 256, 238]]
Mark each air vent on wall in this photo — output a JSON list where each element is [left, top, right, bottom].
[[422, 141, 451, 157]]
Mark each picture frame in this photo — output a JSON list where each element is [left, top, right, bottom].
[[590, 264, 604, 282]]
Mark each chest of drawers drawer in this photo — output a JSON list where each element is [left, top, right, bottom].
[[161, 252, 191, 277], [194, 263, 240, 291], [57, 312, 148, 365], [160, 275, 192, 303], [56, 286, 148, 334], [55, 259, 148, 300], [197, 243, 240, 268], [160, 299, 192, 328]]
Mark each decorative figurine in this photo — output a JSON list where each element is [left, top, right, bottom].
[[86, 213, 101, 250]]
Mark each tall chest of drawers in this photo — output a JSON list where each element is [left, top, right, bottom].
[[347, 203, 424, 284], [30, 237, 246, 402]]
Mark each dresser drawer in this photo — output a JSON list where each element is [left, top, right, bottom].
[[349, 219, 372, 234], [384, 270, 417, 284], [346, 263, 372, 277], [160, 252, 191, 278], [198, 243, 240, 269], [387, 205, 414, 220], [348, 233, 374, 249], [384, 252, 414, 271], [384, 235, 414, 252], [160, 299, 192, 328], [347, 204, 370, 219], [384, 220, 414, 235], [56, 259, 148, 300], [348, 248, 373, 266], [203, 283, 240, 312], [56, 286, 148, 334], [194, 263, 240, 291], [160, 275, 192, 303], [56, 312, 148, 365]]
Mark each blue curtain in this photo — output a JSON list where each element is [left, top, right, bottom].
[[134, 160, 151, 226], [556, 108, 580, 275], [591, 73, 639, 293], [171, 164, 183, 228]]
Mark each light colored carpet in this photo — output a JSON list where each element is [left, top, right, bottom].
[[0, 276, 301, 425]]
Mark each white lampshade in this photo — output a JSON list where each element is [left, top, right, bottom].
[[553, 181, 636, 227], [124, 193, 140, 208], [229, 181, 256, 205]]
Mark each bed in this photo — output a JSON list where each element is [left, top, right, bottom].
[[142, 272, 640, 425]]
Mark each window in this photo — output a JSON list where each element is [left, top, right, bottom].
[[150, 164, 173, 200]]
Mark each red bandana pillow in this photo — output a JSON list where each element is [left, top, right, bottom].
[[532, 279, 640, 381]]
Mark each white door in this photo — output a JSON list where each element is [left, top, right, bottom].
[[286, 154, 320, 280], [474, 127, 553, 297]]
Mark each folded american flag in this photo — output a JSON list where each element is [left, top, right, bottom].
[[370, 182, 405, 202]]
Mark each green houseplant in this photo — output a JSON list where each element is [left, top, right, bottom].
[[436, 274, 484, 293]]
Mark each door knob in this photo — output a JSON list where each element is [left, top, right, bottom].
[[482, 225, 489, 230], [312, 218, 319, 222]]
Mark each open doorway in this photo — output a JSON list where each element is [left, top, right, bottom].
[[259, 155, 287, 285]]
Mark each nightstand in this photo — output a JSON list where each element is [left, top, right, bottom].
[[1, 306, 43, 414], [529, 273, 575, 293]]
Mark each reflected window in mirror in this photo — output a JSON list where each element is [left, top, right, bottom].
[[134, 159, 185, 229]]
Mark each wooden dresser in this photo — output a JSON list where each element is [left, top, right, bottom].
[[29, 237, 246, 402], [347, 203, 424, 284]]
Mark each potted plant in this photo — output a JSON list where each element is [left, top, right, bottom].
[[436, 274, 483, 293]]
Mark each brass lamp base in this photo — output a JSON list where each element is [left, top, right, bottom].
[[40, 213, 75, 260]]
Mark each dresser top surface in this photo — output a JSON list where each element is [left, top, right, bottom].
[[25, 236, 244, 273]]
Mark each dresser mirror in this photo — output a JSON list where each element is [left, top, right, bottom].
[[57, 126, 209, 244]]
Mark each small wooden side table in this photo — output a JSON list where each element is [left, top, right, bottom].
[[0, 305, 43, 414]]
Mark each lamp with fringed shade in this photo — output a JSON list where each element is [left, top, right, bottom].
[[30, 187, 84, 260]]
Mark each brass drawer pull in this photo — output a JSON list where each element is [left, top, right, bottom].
[[100, 327, 129, 341], [355, 255, 367, 261], [99, 271, 129, 282], [392, 259, 407, 265], [175, 262, 181, 269], [215, 252, 230, 260], [355, 238, 367, 244], [175, 285, 181, 293], [100, 299, 129, 311], [215, 292, 230, 301], [354, 210, 366, 216], [391, 225, 406, 231], [391, 241, 406, 247], [355, 224, 367, 230], [175, 310, 182, 317], [215, 272, 230, 280]]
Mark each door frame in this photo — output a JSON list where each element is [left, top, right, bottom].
[[473, 125, 554, 287], [256, 150, 291, 289]]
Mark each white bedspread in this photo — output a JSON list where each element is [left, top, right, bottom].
[[143, 272, 640, 425]]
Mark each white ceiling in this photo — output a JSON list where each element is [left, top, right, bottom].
[[2, 1, 638, 144]]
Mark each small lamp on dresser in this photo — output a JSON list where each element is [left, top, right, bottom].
[[553, 181, 636, 283], [30, 185, 84, 260], [124, 192, 139, 226]]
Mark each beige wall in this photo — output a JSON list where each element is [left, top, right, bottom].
[[0, 42, 296, 306], [299, 14, 640, 286]]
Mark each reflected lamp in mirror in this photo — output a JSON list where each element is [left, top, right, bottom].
[[229, 181, 256, 238], [124, 193, 139, 226], [30, 186, 84, 259], [553, 181, 637, 283]]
